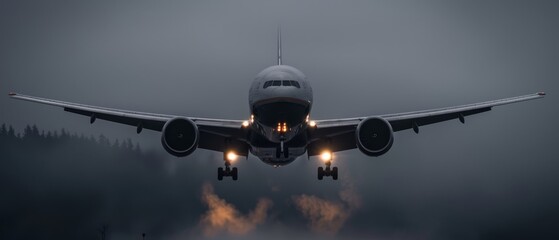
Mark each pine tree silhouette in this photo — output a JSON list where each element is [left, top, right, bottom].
[[0, 124, 6, 136]]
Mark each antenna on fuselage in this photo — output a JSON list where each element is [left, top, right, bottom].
[[277, 26, 282, 65]]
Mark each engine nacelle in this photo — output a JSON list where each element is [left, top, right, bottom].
[[161, 117, 199, 157], [356, 117, 394, 157]]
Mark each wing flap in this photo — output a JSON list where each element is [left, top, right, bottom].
[[64, 107, 165, 131], [389, 107, 491, 132]]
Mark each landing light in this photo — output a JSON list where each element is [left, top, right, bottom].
[[320, 151, 332, 161], [309, 121, 317, 127], [277, 122, 288, 132], [242, 121, 250, 127], [226, 151, 238, 161]]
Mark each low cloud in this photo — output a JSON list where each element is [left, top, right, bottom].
[[199, 183, 273, 236], [292, 194, 349, 234], [292, 179, 361, 234], [339, 181, 362, 210]]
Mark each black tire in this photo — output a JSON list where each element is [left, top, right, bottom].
[[232, 167, 238, 181], [217, 167, 224, 181], [318, 167, 324, 180], [332, 167, 338, 180], [283, 147, 289, 158]]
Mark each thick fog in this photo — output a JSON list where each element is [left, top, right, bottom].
[[1, 0, 558, 239]]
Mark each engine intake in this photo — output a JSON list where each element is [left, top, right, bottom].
[[356, 117, 394, 156], [161, 117, 199, 157]]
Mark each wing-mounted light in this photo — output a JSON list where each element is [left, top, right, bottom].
[[306, 115, 317, 128], [309, 121, 317, 127]]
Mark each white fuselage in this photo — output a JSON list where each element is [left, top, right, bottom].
[[248, 65, 313, 165]]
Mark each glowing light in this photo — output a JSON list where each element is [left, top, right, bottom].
[[242, 121, 250, 127], [309, 121, 317, 127], [277, 122, 289, 132], [250, 114, 255, 123], [320, 151, 332, 161], [226, 151, 238, 161]]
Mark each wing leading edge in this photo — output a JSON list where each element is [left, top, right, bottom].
[[307, 92, 545, 156]]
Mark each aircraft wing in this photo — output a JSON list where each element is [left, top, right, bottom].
[[307, 92, 546, 156], [8, 92, 249, 156]]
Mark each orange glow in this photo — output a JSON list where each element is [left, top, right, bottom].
[[226, 151, 238, 161], [320, 151, 332, 161], [277, 122, 288, 132]]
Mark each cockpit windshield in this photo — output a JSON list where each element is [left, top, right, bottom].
[[263, 80, 301, 89]]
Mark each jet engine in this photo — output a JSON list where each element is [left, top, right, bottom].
[[161, 117, 199, 157], [356, 117, 394, 156]]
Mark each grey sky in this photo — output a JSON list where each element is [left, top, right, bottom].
[[1, 0, 558, 239]]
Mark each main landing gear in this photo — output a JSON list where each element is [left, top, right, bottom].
[[318, 160, 338, 180], [218, 152, 238, 181], [218, 166, 238, 181]]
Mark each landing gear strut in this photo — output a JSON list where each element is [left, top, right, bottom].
[[275, 140, 289, 159], [318, 160, 338, 180], [218, 153, 238, 181]]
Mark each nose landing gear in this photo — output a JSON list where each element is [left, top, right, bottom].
[[318, 160, 338, 180], [275, 140, 289, 159]]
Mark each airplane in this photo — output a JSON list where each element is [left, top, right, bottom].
[[9, 29, 545, 181]]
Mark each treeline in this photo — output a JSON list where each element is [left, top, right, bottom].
[[0, 123, 141, 153], [0, 123, 168, 240]]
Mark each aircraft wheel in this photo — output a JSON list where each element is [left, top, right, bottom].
[[232, 167, 238, 181], [217, 167, 224, 181], [332, 167, 338, 180], [318, 167, 324, 180], [276, 147, 281, 159]]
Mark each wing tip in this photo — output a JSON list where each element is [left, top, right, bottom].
[[537, 91, 546, 96], [8, 92, 16, 96]]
